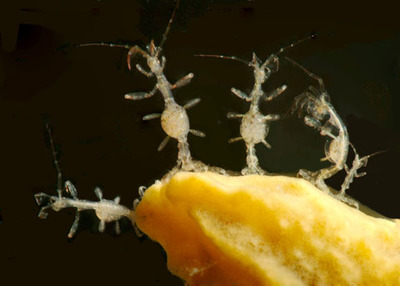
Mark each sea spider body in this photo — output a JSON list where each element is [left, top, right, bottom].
[[161, 103, 190, 141], [240, 111, 268, 145]]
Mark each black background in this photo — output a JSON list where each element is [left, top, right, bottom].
[[0, 0, 399, 285]]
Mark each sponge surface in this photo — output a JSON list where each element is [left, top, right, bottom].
[[135, 172, 400, 285]]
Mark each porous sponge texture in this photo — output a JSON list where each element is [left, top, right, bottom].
[[135, 172, 400, 285]]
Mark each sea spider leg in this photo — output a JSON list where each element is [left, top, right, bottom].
[[171, 73, 194, 89], [125, 85, 158, 100], [127, 45, 148, 70]]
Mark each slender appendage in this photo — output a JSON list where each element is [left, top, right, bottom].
[[190, 129, 206, 137], [183, 98, 200, 110], [125, 85, 158, 100], [263, 114, 280, 122], [68, 209, 80, 238], [275, 33, 316, 56], [265, 85, 287, 101], [194, 54, 249, 65], [143, 113, 161, 121], [136, 64, 153, 77], [46, 123, 62, 196], [261, 139, 272, 149], [227, 112, 244, 119], [171, 73, 194, 89], [158, 0, 181, 52], [231, 88, 250, 101], [158, 136, 170, 151], [228, 137, 243, 143]]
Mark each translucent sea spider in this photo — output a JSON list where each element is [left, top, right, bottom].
[[25, 3, 396, 285], [286, 57, 360, 206], [339, 143, 385, 199], [35, 125, 132, 238], [79, 0, 206, 173], [197, 36, 313, 175], [220, 52, 285, 175]]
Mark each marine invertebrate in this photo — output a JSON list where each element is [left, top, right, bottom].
[[35, 125, 132, 238], [286, 57, 358, 204], [31, 2, 397, 285], [35, 183, 132, 238], [197, 52, 285, 175], [79, 0, 206, 173], [196, 37, 312, 175], [286, 57, 386, 209], [339, 143, 385, 199]]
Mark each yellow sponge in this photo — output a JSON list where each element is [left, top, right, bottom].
[[135, 172, 400, 285]]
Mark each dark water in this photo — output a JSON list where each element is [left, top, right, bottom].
[[1, 0, 399, 285]]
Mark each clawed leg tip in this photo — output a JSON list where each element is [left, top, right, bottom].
[[38, 213, 48, 219]]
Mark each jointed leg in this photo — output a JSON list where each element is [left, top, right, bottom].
[[263, 114, 280, 122], [228, 137, 243, 143], [227, 112, 244, 119], [65, 181, 78, 198], [125, 85, 158, 100], [171, 73, 194, 89], [183, 98, 200, 110], [127, 45, 147, 70], [231, 87, 249, 101], [143, 113, 161, 121], [264, 85, 287, 101], [115, 220, 121, 235], [189, 129, 205, 137], [94, 187, 103, 200], [99, 220, 106, 233], [158, 136, 170, 151], [136, 64, 153, 77], [68, 210, 80, 238], [261, 139, 272, 149]]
